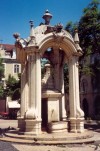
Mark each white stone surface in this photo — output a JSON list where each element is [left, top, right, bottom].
[[15, 19, 84, 134]]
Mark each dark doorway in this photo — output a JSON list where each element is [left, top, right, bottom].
[[41, 98, 48, 130], [94, 95, 100, 115], [82, 98, 89, 119]]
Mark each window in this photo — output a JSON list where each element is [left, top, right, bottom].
[[81, 79, 88, 93], [14, 64, 19, 73]]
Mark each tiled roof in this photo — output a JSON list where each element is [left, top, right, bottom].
[[0, 44, 15, 52]]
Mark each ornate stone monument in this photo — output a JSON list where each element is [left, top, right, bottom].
[[13, 10, 84, 135]]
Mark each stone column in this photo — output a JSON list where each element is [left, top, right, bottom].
[[69, 57, 77, 132], [25, 52, 41, 135], [35, 51, 41, 120], [20, 64, 26, 117], [74, 57, 84, 132], [60, 65, 67, 121], [25, 61, 29, 113], [25, 53, 36, 119], [18, 62, 29, 131], [20, 62, 29, 117]]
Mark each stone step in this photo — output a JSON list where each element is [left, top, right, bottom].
[[0, 129, 95, 145], [0, 136, 95, 145]]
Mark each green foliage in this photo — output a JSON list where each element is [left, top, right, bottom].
[[80, 64, 94, 75], [0, 58, 4, 81], [91, 56, 100, 90], [78, 0, 100, 90], [65, 0, 100, 75], [0, 58, 4, 98], [78, 0, 100, 54], [65, 21, 78, 36], [4, 74, 20, 100], [64, 0, 100, 93], [0, 85, 4, 98]]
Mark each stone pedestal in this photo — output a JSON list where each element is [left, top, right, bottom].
[[48, 97, 59, 123], [76, 118, 84, 133], [18, 117, 25, 132], [47, 121, 68, 133], [70, 118, 77, 133], [25, 119, 41, 135], [42, 90, 61, 123], [70, 118, 84, 133]]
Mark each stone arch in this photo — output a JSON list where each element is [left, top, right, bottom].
[[38, 33, 77, 59]]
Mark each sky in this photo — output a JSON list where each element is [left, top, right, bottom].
[[0, 0, 92, 44]]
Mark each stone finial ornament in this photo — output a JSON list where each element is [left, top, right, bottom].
[[13, 33, 27, 48], [29, 20, 35, 38], [42, 10, 52, 25], [74, 29, 82, 52], [13, 33, 20, 40], [74, 29, 79, 43], [29, 20, 34, 28], [55, 23, 63, 32]]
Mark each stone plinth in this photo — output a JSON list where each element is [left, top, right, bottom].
[[69, 118, 77, 133], [18, 117, 25, 132], [76, 118, 84, 133], [70, 117, 84, 133], [47, 121, 68, 133], [25, 119, 41, 135]]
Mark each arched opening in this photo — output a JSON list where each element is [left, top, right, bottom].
[[41, 46, 68, 130], [82, 98, 89, 119], [41, 48, 55, 129], [94, 95, 100, 116]]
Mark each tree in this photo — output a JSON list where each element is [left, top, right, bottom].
[[0, 58, 4, 81], [4, 74, 21, 100], [78, 0, 100, 55], [0, 58, 4, 98], [78, 0, 100, 91], [0, 85, 4, 98], [64, 0, 100, 92], [65, 21, 78, 36]]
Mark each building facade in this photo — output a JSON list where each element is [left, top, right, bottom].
[[0, 44, 21, 83], [80, 52, 100, 119], [0, 44, 21, 113]]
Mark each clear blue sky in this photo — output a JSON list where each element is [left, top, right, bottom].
[[0, 0, 92, 44]]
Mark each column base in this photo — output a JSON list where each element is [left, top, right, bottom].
[[69, 118, 77, 133], [69, 117, 84, 133], [24, 119, 42, 135], [18, 117, 25, 132], [61, 116, 67, 121], [76, 118, 84, 133]]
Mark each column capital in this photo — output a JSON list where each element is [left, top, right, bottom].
[[28, 53, 36, 62]]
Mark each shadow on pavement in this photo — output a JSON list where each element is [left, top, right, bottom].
[[0, 141, 19, 151], [85, 121, 100, 133]]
